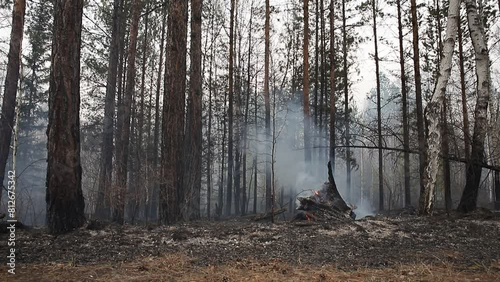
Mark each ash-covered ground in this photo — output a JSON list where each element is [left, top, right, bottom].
[[3, 210, 500, 272]]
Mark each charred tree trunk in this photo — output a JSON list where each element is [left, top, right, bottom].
[[113, 0, 141, 224], [184, 0, 203, 220], [458, 0, 491, 213], [0, 0, 25, 201], [160, 0, 188, 224], [46, 0, 85, 234]]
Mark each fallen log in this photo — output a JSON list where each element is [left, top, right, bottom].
[[253, 208, 287, 221]]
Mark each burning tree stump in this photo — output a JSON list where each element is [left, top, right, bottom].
[[293, 161, 355, 222]]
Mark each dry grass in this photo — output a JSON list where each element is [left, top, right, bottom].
[[2, 254, 499, 282]]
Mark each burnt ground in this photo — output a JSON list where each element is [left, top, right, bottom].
[[1, 210, 500, 281]]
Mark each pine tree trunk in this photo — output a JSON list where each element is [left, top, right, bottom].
[[0, 0, 25, 203], [420, 0, 460, 215], [372, 0, 384, 211], [46, 0, 85, 234], [329, 0, 336, 169], [303, 0, 312, 165], [184, 0, 203, 220], [95, 0, 123, 221], [206, 6, 215, 219], [457, 0, 491, 212], [319, 0, 326, 164], [131, 2, 149, 220], [396, 0, 411, 208], [226, 0, 236, 216], [160, 0, 188, 224], [113, 0, 141, 224], [150, 3, 167, 221], [342, 0, 351, 198], [264, 0, 272, 211]]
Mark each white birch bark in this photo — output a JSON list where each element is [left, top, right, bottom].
[[420, 0, 461, 215], [457, 0, 492, 212]]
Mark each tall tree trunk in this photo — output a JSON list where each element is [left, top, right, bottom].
[[226, 0, 236, 216], [420, 0, 460, 215], [396, 0, 411, 208], [0, 0, 26, 201], [160, 0, 188, 224], [184, 0, 203, 220], [150, 3, 167, 221], [234, 0, 242, 216], [46, 0, 85, 234], [113, 0, 141, 224], [314, 0, 319, 162], [217, 85, 227, 218], [457, 0, 491, 212], [264, 0, 272, 211], [242, 5, 253, 216], [304, 0, 312, 165], [319, 0, 326, 164], [254, 74, 258, 214], [410, 0, 426, 205], [342, 0, 350, 198], [132, 1, 149, 220], [95, 0, 123, 221], [458, 21, 471, 161], [329, 0, 336, 170], [206, 4, 216, 219], [372, 0, 384, 211]]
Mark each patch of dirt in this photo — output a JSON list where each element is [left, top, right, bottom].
[[1, 213, 500, 280]]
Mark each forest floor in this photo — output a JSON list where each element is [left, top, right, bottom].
[[1, 210, 500, 281]]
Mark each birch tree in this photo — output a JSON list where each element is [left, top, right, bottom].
[[420, 0, 460, 215], [457, 0, 492, 212]]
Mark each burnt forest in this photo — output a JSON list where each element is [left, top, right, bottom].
[[0, 0, 500, 281]]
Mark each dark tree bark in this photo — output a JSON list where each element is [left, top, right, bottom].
[[95, 0, 123, 220], [303, 0, 312, 164], [342, 0, 350, 198], [225, 0, 236, 216], [150, 3, 167, 221], [263, 0, 272, 211], [241, 5, 253, 216], [46, 0, 85, 234], [206, 3, 216, 219], [160, 0, 188, 224], [184, 0, 203, 220], [131, 0, 150, 220], [372, 0, 383, 211], [113, 0, 141, 224], [396, 0, 411, 208], [329, 0, 336, 170], [0, 0, 25, 201]]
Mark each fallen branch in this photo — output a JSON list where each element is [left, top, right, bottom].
[[253, 208, 287, 221]]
